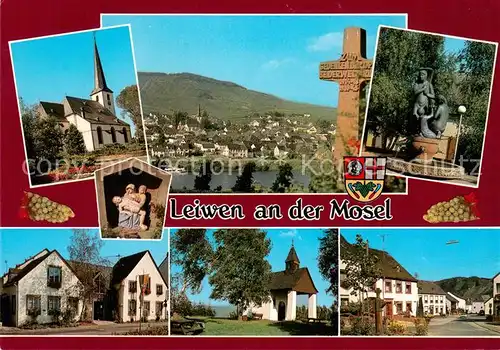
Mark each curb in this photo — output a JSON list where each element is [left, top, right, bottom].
[[473, 322, 500, 334]]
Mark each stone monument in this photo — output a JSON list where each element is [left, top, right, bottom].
[[319, 27, 373, 164]]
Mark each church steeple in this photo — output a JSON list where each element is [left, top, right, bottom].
[[285, 242, 300, 274], [90, 33, 115, 115]]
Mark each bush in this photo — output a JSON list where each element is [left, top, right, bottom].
[[48, 309, 62, 325], [119, 326, 168, 335], [414, 318, 429, 336], [61, 308, 76, 325], [350, 316, 375, 335], [228, 311, 239, 320], [386, 320, 407, 335]]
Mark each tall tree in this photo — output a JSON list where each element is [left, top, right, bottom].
[[171, 229, 213, 294], [318, 229, 339, 298], [173, 111, 188, 129], [271, 163, 294, 193], [341, 234, 381, 315], [116, 85, 144, 143], [19, 98, 38, 160], [194, 160, 212, 192], [456, 40, 496, 172], [33, 116, 64, 163], [209, 229, 272, 317], [67, 229, 110, 321], [64, 124, 87, 155], [232, 162, 256, 193]]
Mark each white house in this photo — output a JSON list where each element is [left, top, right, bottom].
[[110, 251, 168, 322], [492, 272, 500, 320], [246, 245, 318, 321], [485, 296, 494, 316], [417, 281, 447, 315], [37, 37, 131, 152], [471, 300, 485, 314], [0, 249, 83, 327], [446, 292, 466, 312], [339, 236, 419, 317]]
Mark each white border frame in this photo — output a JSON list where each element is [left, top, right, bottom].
[[8, 24, 149, 190], [99, 13, 410, 196], [358, 25, 499, 189]]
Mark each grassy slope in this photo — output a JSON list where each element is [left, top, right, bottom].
[[138, 72, 337, 121], [436, 276, 493, 301]]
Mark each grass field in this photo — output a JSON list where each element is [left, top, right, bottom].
[[180, 317, 335, 336]]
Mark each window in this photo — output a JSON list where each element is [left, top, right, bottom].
[[385, 280, 392, 293], [143, 301, 150, 317], [107, 94, 111, 106], [129, 281, 137, 293], [111, 127, 117, 143], [424, 298, 428, 304], [406, 302, 412, 313], [123, 127, 128, 143], [96, 95, 99, 102], [156, 302, 164, 317], [48, 296, 61, 312], [405, 282, 411, 294], [440, 307, 443, 314], [396, 281, 402, 294], [341, 298, 349, 307], [435, 306, 438, 314], [97, 126, 103, 144], [11, 295, 16, 315], [395, 302, 403, 314], [430, 295, 433, 303], [496, 283, 500, 294], [129, 299, 137, 316], [26, 295, 41, 316], [47, 266, 62, 288], [156, 284, 163, 295], [440, 297, 443, 304]]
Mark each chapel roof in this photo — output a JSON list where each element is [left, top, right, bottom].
[[64, 96, 129, 126], [269, 267, 318, 294]]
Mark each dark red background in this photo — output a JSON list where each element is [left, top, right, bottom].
[[1, 0, 499, 347], [1, 0, 500, 228], [2, 0, 500, 229]]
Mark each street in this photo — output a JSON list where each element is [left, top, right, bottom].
[[0, 321, 168, 335], [428, 315, 500, 336]]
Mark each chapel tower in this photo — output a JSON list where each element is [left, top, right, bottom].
[[285, 243, 300, 274], [90, 34, 115, 115]]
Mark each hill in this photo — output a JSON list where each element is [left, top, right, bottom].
[[436, 276, 492, 301], [137, 72, 337, 121]]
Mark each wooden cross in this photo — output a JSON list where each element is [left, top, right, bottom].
[[319, 27, 373, 164]]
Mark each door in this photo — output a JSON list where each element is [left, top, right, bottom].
[[1, 294, 12, 326], [278, 301, 286, 321], [385, 300, 393, 317], [94, 301, 104, 320]]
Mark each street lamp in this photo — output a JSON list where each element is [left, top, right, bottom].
[[453, 106, 466, 164]]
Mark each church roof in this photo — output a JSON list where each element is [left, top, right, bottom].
[[285, 246, 300, 264], [91, 38, 113, 95], [64, 96, 129, 126], [269, 267, 318, 294], [39, 101, 66, 122]]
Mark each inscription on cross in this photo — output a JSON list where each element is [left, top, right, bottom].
[[319, 27, 373, 165]]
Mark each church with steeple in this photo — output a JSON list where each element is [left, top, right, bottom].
[[37, 34, 132, 152], [245, 243, 318, 321]]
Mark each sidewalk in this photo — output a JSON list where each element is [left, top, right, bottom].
[[473, 321, 500, 334]]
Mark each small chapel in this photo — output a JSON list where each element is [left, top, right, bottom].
[[246, 244, 319, 321], [37, 36, 132, 152]]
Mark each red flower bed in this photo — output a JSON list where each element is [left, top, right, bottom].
[[48, 165, 98, 181]]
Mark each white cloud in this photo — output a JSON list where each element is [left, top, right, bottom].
[[279, 229, 302, 240], [307, 32, 344, 52], [261, 57, 295, 70]]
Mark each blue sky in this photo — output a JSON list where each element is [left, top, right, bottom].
[[0, 229, 168, 273], [10, 25, 139, 135], [170, 228, 335, 307], [341, 228, 500, 281], [102, 15, 408, 108]]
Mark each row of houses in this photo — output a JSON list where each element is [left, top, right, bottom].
[[340, 235, 500, 318], [0, 249, 168, 327]]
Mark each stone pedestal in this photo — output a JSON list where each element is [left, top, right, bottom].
[[412, 136, 441, 164]]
